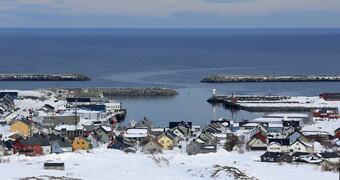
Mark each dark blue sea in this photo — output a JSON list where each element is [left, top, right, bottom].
[[1, 28, 340, 126]]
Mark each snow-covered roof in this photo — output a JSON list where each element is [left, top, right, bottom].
[[152, 128, 167, 132], [268, 124, 283, 128], [55, 124, 83, 131], [124, 128, 148, 138], [241, 123, 259, 127], [126, 128, 148, 134], [101, 126, 112, 132]]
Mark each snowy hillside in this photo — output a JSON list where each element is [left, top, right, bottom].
[[0, 147, 336, 180]]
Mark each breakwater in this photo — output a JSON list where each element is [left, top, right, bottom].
[[101, 88, 178, 97], [201, 75, 340, 83], [207, 94, 339, 112], [0, 73, 90, 81], [207, 95, 290, 104], [50, 87, 178, 97]]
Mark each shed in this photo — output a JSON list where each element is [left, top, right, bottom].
[[44, 162, 65, 171]]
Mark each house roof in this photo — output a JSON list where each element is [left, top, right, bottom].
[[55, 124, 84, 131], [288, 131, 302, 143], [268, 138, 290, 146], [169, 121, 192, 129], [66, 98, 91, 103], [165, 130, 178, 140], [56, 137, 72, 148], [100, 126, 112, 133], [261, 151, 290, 159], [83, 124, 96, 131], [291, 152, 312, 157], [32, 133, 51, 146], [252, 132, 267, 144], [318, 152, 340, 159]]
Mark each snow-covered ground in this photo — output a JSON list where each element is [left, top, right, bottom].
[[0, 147, 336, 180], [303, 119, 340, 136]]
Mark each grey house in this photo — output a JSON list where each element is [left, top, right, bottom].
[[50, 137, 72, 154], [141, 140, 162, 154], [94, 126, 111, 144], [186, 141, 217, 155]]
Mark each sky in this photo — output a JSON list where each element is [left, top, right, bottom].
[[0, 0, 340, 28]]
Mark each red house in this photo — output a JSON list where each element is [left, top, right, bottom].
[[335, 128, 340, 139], [13, 137, 43, 156]]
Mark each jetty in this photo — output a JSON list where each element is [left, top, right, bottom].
[[0, 73, 90, 81], [50, 87, 178, 97], [207, 94, 340, 112], [201, 75, 340, 83]]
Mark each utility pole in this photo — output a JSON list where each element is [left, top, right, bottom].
[[74, 97, 78, 137]]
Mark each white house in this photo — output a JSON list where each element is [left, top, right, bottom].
[[289, 140, 314, 153], [267, 142, 282, 152]]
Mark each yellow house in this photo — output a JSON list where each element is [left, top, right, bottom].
[[157, 134, 174, 150], [10, 121, 30, 137], [72, 137, 90, 151]]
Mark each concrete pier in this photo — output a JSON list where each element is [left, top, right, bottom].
[[201, 75, 340, 83]]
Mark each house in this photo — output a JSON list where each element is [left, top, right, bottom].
[[318, 152, 340, 162], [93, 126, 112, 144], [169, 121, 192, 129], [49, 135, 72, 153], [186, 141, 217, 155], [10, 121, 31, 137], [171, 122, 191, 138], [83, 124, 96, 137], [157, 134, 174, 150], [267, 142, 283, 153], [197, 131, 218, 144], [0, 141, 10, 156], [13, 137, 43, 156], [293, 152, 322, 164], [289, 139, 314, 153], [141, 140, 162, 154], [54, 124, 84, 140], [239, 122, 260, 131], [282, 120, 300, 128], [0, 92, 18, 99], [124, 128, 148, 141], [260, 152, 293, 163], [205, 122, 229, 134], [232, 144, 243, 152], [268, 138, 290, 152], [72, 137, 90, 151], [39, 104, 55, 113], [135, 117, 153, 131], [281, 126, 296, 137], [247, 132, 267, 150], [0, 94, 15, 112], [164, 130, 180, 146], [86, 133, 100, 149], [210, 118, 230, 127], [335, 128, 340, 139], [108, 136, 126, 150], [150, 128, 166, 137], [32, 133, 51, 155]]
